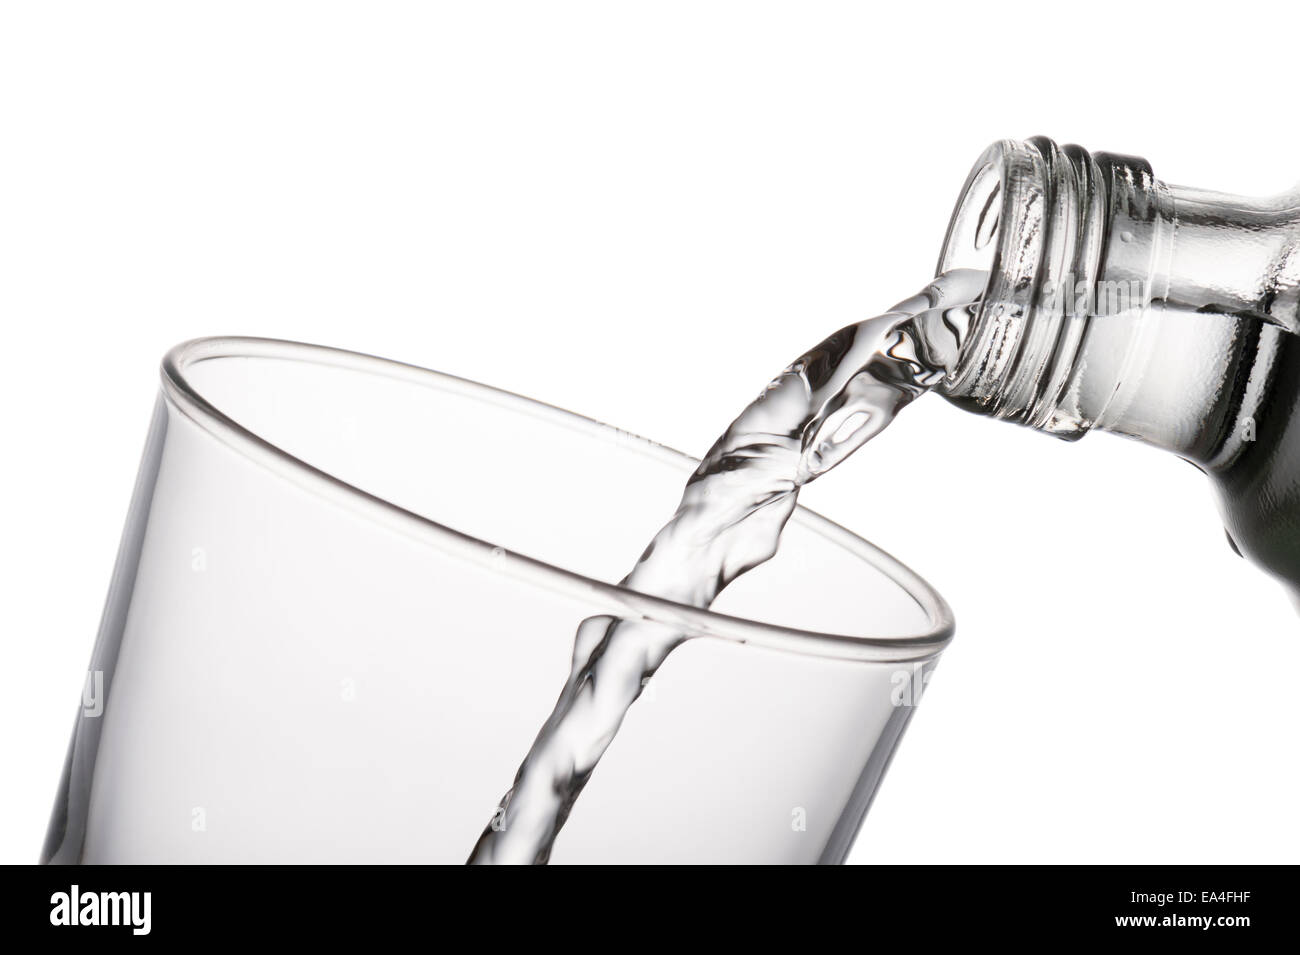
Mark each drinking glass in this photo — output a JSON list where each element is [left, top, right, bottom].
[[43, 337, 953, 864]]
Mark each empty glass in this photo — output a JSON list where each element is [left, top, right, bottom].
[[43, 337, 953, 864]]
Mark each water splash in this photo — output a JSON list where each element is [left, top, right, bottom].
[[468, 268, 987, 864]]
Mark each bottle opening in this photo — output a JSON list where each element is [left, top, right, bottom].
[[935, 137, 1161, 438]]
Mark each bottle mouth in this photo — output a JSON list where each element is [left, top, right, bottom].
[[936, 137, 1163, 437]]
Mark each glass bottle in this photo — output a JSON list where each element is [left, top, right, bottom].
[[936, 137, 1300, 595]]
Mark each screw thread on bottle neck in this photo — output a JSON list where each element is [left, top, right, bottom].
[[937, 137, 1170, 439]]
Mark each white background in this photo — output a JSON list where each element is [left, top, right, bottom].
[[2, 1, 1297, 864]]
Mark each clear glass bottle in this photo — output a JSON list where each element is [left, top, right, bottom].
[[936, 137, 1300, 594]]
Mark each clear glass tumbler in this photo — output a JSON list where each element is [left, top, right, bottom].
[[43, 337, 953, 864]]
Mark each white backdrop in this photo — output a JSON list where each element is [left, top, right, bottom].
[[2, 1, 1297, 864]]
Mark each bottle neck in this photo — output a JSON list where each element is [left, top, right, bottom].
[[937, 137, 1300, 468]]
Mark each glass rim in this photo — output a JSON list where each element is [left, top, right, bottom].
[[160, 336, 954, 664]]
